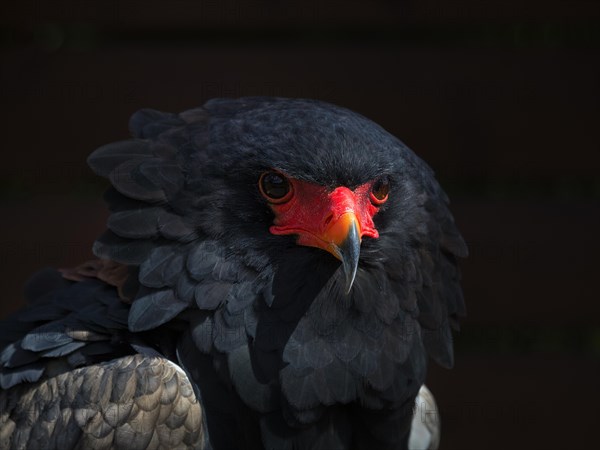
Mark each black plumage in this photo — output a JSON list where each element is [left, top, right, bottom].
[[0, 97, 466, 450]]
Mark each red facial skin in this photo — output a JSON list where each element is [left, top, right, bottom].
[[265, 176, 386, 258]]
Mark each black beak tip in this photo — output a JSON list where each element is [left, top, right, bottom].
[[338, 221, 361, 294]]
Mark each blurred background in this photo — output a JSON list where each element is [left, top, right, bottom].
[[1, 1, 599, 448]]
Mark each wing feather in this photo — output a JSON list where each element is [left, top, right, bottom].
[[0, 355, 204, 449]]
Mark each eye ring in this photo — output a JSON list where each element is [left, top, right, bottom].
[[259, 171, 293, 204], [370, 177, 390, 205]]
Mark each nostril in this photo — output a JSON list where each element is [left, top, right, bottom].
[[323, 213, 334, 227]]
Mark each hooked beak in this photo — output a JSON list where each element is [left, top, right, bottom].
[[269, 184, 380, 294], [326, 213, 361, 294]]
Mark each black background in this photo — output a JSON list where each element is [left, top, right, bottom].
[[1, 1, 599, 448]]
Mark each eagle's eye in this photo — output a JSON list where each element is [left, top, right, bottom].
[[370, 177, 390, 205], [259, 171, 293, 203]]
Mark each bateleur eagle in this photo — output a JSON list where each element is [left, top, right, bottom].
[[0, 97, 466, 450]]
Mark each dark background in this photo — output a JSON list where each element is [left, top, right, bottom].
[[1, 1, 599, 448]]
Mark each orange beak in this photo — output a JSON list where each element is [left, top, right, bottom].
[[300, 211, 362, 293]]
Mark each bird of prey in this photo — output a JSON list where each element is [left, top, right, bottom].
[[0, 97, 466, 450]]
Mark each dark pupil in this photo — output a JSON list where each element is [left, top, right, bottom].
[[263, 173, 289, 199], [372, 178, 389, 200]]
